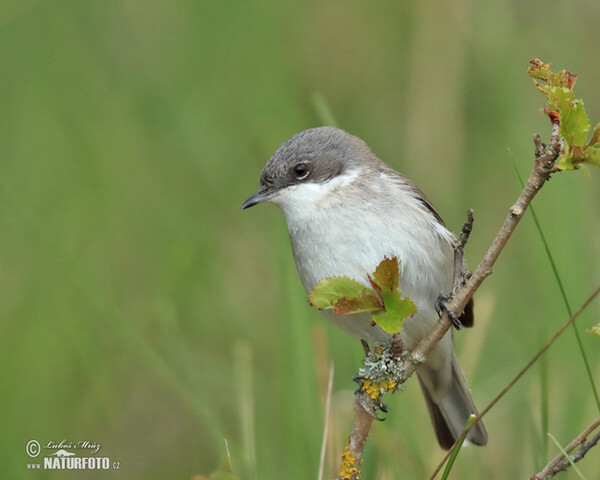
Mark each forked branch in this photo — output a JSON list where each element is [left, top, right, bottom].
[[531, 416, 600, 479], [339, 126, 561, 479], [407, 124, 560, 370], [429, 284, 600, 480]]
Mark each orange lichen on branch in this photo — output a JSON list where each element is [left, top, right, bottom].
[[361, 378, 397, 400], [339, 444, 360, 480]]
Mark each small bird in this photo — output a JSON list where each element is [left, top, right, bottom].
[[242, 126, 487, 449]]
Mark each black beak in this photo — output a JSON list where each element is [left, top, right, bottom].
[[241, 186, 276, 209]]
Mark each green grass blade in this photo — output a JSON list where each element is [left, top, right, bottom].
[[547, 433, 587, 480], [440, 415, 475, 480], [510, 152, 600, 413], [539, 330, 549, 463]]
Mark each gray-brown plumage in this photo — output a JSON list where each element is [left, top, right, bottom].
[[243, 126, 487, 449]]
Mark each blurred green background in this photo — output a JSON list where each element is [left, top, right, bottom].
[[1, 0, 599, 478]]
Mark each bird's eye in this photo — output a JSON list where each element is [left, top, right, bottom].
[[293, 163, 309, 179], [262, 172, 274, 185]]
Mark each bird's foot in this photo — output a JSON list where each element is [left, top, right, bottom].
[[353, 387, 387, 421], [435, 293, 463, 330]]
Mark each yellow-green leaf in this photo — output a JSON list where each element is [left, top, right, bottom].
[[528, 59, 577, 89], [556, 155, 576, 171], [332, 293, 382, 315], [561, 99, 590, 146], [372, 257, 399, 292], [543, 85, 573, 114], [528, 59, 600, 170], [308, 277, 382, 315], [372, 291, 417, 334], [307, 257, 417, 330]]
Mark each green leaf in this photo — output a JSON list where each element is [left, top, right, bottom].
[[372, 291, 417, 334], [308, 277, 367, 309], [372, 257, 399, 292], [541, 85, 573, 114], [307, 257, 417, 330], [528, 60, 600, 170], [369, 257, 417, 333], [556, 155, 576, 171], [539, 85, 591, 148], [528, 59, 578, 89], [332, 293, 383, 315], [308, 277, 382, 315], [561, 99, 590, 146]]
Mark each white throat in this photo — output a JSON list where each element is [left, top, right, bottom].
[[268, 169, 361, 226], [266, 166, 455, 312]]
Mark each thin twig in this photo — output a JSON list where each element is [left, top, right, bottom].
[[568, 431, 600, 465], [348, 393, 377, 461], [342, 126, 561, 474], [511, 148, 600, 413], [407, 126, 560, 374], [338, 392, 377, 480], [452, 209, 474, 294], [428, 284, 600, 480], [532, 416, 600, 479]]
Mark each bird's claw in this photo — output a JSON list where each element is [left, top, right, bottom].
[[435, 293, 463, 330], [354, 388, 387, 421], [360, 339, 370, 356]]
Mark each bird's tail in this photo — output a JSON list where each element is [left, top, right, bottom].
[[417, 352, 488, 450]]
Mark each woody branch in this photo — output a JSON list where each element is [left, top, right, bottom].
[[341, 124, 561, 478]]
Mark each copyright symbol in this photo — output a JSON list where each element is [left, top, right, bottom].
[[26, 440, 41, 458]]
